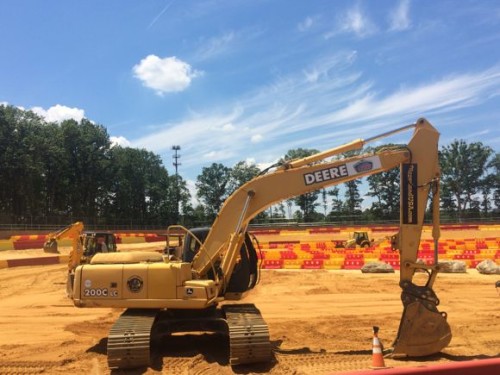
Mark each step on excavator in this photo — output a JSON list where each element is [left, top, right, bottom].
[[68, 118, 452, 369]]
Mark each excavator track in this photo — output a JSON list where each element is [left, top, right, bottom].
[[107, 309, 158, 369], [222, 303, 272, 365]]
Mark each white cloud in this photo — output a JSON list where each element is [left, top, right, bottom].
[[251, 134, 263, 143], [203, 149, 235, 160], [31, 104, 85, 123], [222, 123, 235, 131], [327, 68, 500, 125], [130, 50, 500, 180], [110, 136, 131, 147], [132, 108, 245, 169], [0, 101, 8, 106], [133, 55, 202, 95], [197, 32, 235, 60], [389, 0, 411, 31], [303, 51, 358, 83], [326, 6, 377, 39]]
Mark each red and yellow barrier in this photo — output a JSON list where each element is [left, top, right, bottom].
[[254, 226, 499, 271]]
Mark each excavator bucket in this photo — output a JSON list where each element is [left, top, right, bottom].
[[391, 301, 452, 357], [43, 239, 58, 253]]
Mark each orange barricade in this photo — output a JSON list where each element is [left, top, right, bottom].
[[302, 259, 323, 269], [343, 259, 364, 270], [261, 259, 283, 269]]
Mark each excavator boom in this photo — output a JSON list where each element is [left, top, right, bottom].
[[190, 118, 450, 355]]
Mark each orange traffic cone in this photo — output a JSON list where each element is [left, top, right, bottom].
[[370, 326, 390, 369]]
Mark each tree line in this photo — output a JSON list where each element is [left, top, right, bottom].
[[0, 105, 498, 228]]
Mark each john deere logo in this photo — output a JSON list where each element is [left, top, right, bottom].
[[354, 160, 373, 173], [127, 276, 143, 293]]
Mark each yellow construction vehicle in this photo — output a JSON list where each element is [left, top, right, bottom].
[[43, 222, 117, 265], [70, 230, 117, 296], [43, 221, 85, 254], [78, 231, 117, 262], [43, 222, 117, 296], [335, 231, 373, 248], [69, 118, 451, 369], [336, 231, 391, 248]]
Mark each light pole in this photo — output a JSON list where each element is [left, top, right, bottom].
[[172, 145, 181, 222]]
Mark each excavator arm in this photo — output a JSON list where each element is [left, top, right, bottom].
[[193, 120, 436, 279], [191, 118, 450, 356], [43, 221, 84, 256], [192, 149, 409, 278]]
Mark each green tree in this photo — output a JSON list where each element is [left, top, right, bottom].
[[343, 180, 363, 216], [440, 140, 493, 219], [440, 183, 457, 217], [59, 119, 111, 219], [0, 105, 47, 221], [488, 153, 500, 211], [39, 122, 68, 219], [196, 163, 231, 220], [176, 176, 193, 224], [340, 150, 363, 218], [0, 105, 191, 227], [227, 161, 260, 194], [281, 148, 320, 222], [182, 204, 209, 227], [105, 146, 176, 226], [366, 168, 399, 220], [327, 186, 344, 221]]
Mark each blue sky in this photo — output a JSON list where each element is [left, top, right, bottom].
[[1, 0, 499, 189]]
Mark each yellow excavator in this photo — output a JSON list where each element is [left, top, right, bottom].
[[44, 222, 117, 296], [69, 118, 452, 369], [336, 231, 373, 248], [43, 222, 117, 267], [43, 221, 84, 254], [336, 231, 391, 249]]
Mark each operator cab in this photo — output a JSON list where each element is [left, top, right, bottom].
[[81, 232, 117, 258], [182, 227, 210, 263]]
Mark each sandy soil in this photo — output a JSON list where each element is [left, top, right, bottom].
[[0, 260, 499, 374]]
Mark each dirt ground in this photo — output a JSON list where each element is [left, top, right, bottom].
[[0, 234, 499, 375]]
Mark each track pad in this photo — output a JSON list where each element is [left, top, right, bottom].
[[392, 301, 452, 357]]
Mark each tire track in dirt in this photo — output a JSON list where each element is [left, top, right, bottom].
[[0, 361, 59, 375], [275, 351, 370, 374]]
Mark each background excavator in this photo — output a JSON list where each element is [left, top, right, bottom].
[[43, 221, 85, 254], [69, 118, 452, 369], [43, 221, 117, 263], [335, 231, 391, 249], [334, 231, 373, 248], [43, 222, 117, 296]]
